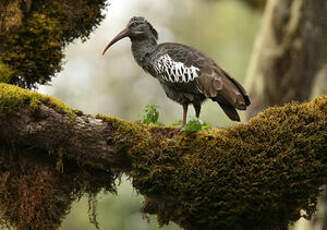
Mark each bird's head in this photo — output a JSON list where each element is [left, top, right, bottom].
[[102, 16, 158, 55]]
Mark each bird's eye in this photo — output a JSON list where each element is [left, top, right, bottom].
[[131, 22, 138, 27]]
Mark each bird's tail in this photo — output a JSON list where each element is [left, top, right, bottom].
[[216, 101, 241, 122], [211, 68, 250, 122]]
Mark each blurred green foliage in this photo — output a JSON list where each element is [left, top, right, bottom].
[[141, 104, 210, 131], [141, 104, 161, 125], [181, 118, 211, 131]]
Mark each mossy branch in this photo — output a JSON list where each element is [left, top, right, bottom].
[[0, 0, 108, 88], [0, 83, 326, 230]]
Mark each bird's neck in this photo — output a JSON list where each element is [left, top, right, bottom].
[[131, 38, 157, 67]]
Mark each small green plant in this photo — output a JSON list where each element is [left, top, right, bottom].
[[181, 118, 211, 132], [141, 104, 210, 131], [141, 104, 162, 125], [171, 120, 182, 126]]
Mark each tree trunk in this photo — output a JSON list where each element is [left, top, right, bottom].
[[310, 64, 327, 99], [245, 0, 327, 120]]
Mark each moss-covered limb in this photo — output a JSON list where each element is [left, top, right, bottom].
[[0, 83, 327, 230], [0, 0, 108, 88], [0, 83, 148, 230], [130, 96, 327, 230], [0, 83, 149, 170]]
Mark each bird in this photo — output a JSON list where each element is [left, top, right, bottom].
[[102, 16, 250, 129]]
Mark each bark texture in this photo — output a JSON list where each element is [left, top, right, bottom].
[[0, 83, 326, 230], [245, 0, 327, 119]]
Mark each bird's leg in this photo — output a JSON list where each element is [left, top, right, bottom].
[[182, 104, 188, 126], [169, 105, 188, 136], [194, 104, 201, 119]]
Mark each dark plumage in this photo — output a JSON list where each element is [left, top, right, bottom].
[[103, 16, 251, 127]]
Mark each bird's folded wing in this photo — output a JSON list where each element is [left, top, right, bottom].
[[154, 43, 250, 109]]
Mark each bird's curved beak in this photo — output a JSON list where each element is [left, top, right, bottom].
[[102, 27, 129, 55]]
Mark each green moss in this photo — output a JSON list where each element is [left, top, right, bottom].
[[73, 109, 84, 116], [129, 96, 327, 230], [41, 94, 72, 114], [0, 60, 14, 84], [95, 114, 155, 157], [0, 0, 23, 33], [0, 83, 73, 116], [0, 148, 74, 230], [0, 0, 108, 88], [0, 146, 118, 230]]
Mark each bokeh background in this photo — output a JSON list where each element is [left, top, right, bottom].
[[38, 0, 260, 126], [36, 0, 261, 229]]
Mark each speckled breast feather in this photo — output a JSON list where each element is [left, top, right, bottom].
[[153, 54, 200, 83]]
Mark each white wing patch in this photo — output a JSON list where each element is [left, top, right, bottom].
[[153, 54, 200, 83]]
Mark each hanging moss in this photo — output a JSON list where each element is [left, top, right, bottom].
[[0, 0, 108, 89], [0, 148, 75, 230], [0, 147, 118, 230]]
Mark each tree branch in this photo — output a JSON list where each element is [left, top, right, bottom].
[[0, 83, 326, 230]]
